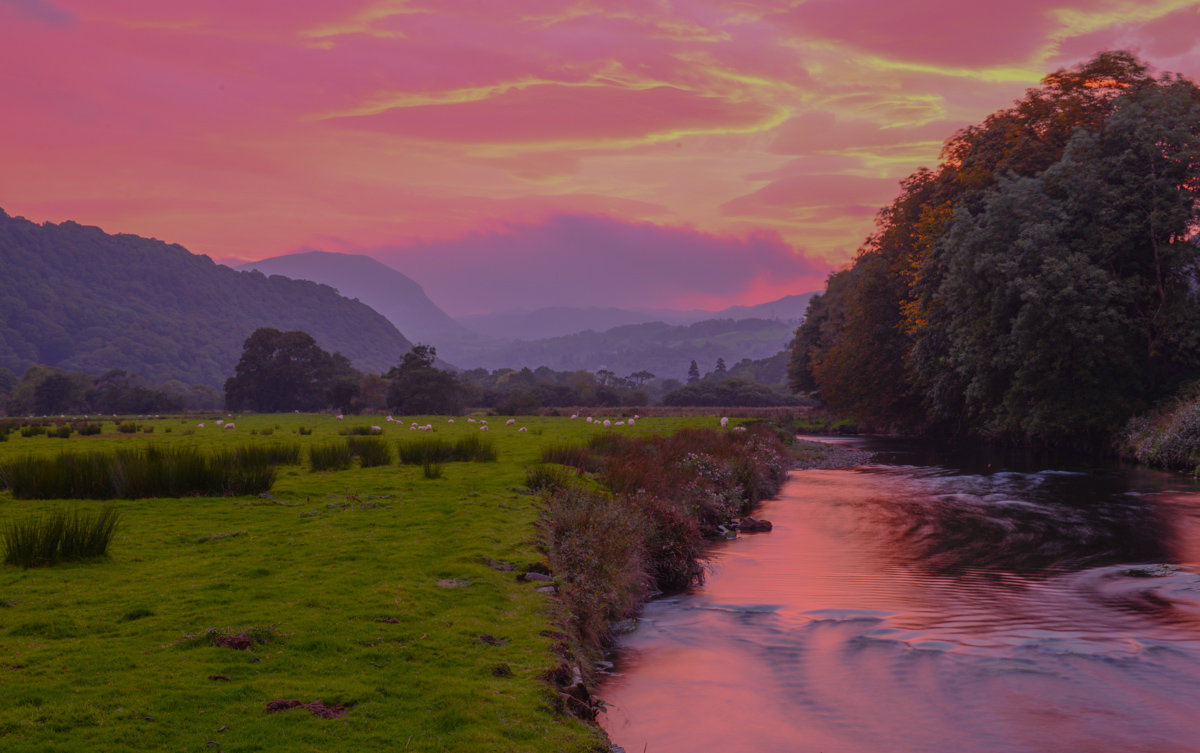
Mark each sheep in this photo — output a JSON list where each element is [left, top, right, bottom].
[[224, 422, 236, 430], [216, 419, 224, 426], [628, 418, 636, 426], [467, 418, 477, 423], [733, 426, 747, 432], [518, 426, 527, 433], [480, 425, 489, 431], [336, 414, 344, 420], [197, 423, 205, 428], [720, 416, 729, 428], [505, 418, 516, 426], [570, 414, 579, 420], [586, 416, 594, 423], [447, 418, 455, 423], [370, 425, 382, 432], [615, 420, 626, 426], [603, 419, 612, 428]]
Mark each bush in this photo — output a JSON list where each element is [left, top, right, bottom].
[[74, 423, 102, 436], [20, 425, 44, 438], [49, 425, 72, 439], [347, 436, 391, 467], [525, 463, 577, 493], [309, 441, 353, 472], [3, 505, 120, 568], [117, 422, 138, 433], [422, 462, 444, 479], [297, 426, 312, 435], [540, 443, 599, 472]]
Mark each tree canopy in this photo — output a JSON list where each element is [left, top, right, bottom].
[[789, 51, 1200, 445], [224, 328, 349, 412]]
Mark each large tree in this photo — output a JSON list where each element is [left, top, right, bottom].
[[224, 328, 338, 412], [386, 345, 464, 415]]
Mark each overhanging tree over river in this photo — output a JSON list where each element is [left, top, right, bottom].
[[790, 51, 1200, 445]]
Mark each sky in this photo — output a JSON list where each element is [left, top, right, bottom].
[[3, 0, 1200, 315]]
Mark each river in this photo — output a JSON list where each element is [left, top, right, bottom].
[[600, 438, 1200, 753]]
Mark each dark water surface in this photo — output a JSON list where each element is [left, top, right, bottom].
[[601, 439, 1200, 753]]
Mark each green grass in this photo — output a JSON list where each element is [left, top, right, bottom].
[[0, 411, 728, 752]]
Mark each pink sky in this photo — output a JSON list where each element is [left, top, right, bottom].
[[3, 0, 1199, 315]]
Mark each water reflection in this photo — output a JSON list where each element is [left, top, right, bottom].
[[602, 451, 1200, 753]]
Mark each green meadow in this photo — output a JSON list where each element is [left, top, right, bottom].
[[0, 413, 719, 753]]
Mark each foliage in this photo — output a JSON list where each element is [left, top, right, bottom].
[[346, 435, 392, 467], [1119, 386, 1200, 472], [662, 377, 804, 407], [3, 505, 120, 568], [386, 345, 465, 415], [225, 328, 351, 412], [789, 51, 1200, 445]]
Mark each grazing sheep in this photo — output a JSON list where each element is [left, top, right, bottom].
[[586, 417, 594, 423], [467, 418, 477, 423], [480, 425, 489, 431], [518, 427, 527, 433], [370, 425, 382, 432], [224, 422, 235, 430], [733, 426, 747, 432], [216, 419, 224, 426], [628, 418, 636, 426], [570, 414, 579, 420], [197, 423, 205, 428], [336, 414, 344, 420], [720, 417, 729, 428], [447, 418, 455, 423], [603, 419, 612, 428], [505, 418, 516, 426], [615, 421, 626, 426]]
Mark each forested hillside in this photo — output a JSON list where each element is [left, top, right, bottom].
[[789, 52, 1200, 445], [0, 210, 413, 388]]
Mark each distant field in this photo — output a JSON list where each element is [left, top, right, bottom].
[[0, 412, 722, 753]]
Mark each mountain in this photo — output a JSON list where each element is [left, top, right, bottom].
[[0, 209, 413, 388], [237, 251, 476, 348], [455, 292, 818, 341], [453, 318, 797, 381]]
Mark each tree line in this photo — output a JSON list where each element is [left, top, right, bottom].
[[788, 51, 1200, 446]]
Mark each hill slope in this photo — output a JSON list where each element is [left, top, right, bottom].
[[237, 251, 475, 347], [0, 209, 413, 387]]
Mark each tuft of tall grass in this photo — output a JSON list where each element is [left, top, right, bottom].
[[540, 443, 600, 472], [422, 461, 444, 479], [3, 505, 120, 568], [117, 422, 138, 434], [396, 435, 497, 465], [347, 436, 391, 467], [309, 441, 353, 472], [2, 446, 280, 499]]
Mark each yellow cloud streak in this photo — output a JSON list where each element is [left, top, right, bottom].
[[302, 0, 429, 41], [1050, 0, 1199, 38]]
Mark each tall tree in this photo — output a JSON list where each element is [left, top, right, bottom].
[[386, 345, 464, 415], [224, 328, 336, 412]]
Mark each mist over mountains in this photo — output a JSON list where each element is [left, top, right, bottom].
[[238, 250, 815, 381]]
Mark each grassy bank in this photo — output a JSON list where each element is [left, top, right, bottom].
[[1120, 386, 1200, 474], [0, 412, 753, 752]]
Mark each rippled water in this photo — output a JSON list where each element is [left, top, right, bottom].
[[601, 444, 1200, 753]]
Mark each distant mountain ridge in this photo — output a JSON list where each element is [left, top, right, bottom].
[[0, 209, 413, 387], [455, 293, 817, 341], [237, 251, 477, 348]]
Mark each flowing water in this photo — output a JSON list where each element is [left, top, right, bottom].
[[601, 439, 1200, 753]]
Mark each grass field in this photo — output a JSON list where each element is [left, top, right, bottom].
[[0, 412, 725, 753]]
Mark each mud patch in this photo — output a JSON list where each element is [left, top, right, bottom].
[[264, 699, 348, 719]]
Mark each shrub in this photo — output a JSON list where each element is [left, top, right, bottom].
[[347, 436, 391, 467], [422, 462, 444, 479], [525, 463, 577, 493], [309, 442, 353, 472], [297, 426, 312, 435], [49, 425, 72, 439], [117, 422, 138, 434], [3, 505, 120, 568], [20, 425, 44, 438], [540, 443, 598, 472], [344, 426, 383, 436]]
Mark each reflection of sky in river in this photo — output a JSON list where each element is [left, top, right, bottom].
[[603, 463, 1200, 753]]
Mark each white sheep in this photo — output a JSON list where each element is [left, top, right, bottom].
[[720, 416, 729, 428], [216, 419, 224, 426], [518, 426, 527, 433], [336, 414, 344, 420], [586, 416, 594, 423], [505, 418, 516, 426], [467, 418, 477, 423], [224, 422, 235, 430], [447, 418, 455, 423], [423, 424, 433, 431], [615, 420, 626, 426], [570, 414, 579, 420], [370, 425, 382, 432], [628, 418, 636, 426], [733, 426, 747, 432], [197, 423, 205, 428], [603, 419, 611, 428], [480, 425, 489, 431]]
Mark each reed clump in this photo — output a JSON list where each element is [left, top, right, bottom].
[[3, 505, 120, 568], [347, 436, 392, 467], [0, 444, 295, 499], [309, 441, 353, 472], [396, 435, 497, 465]]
